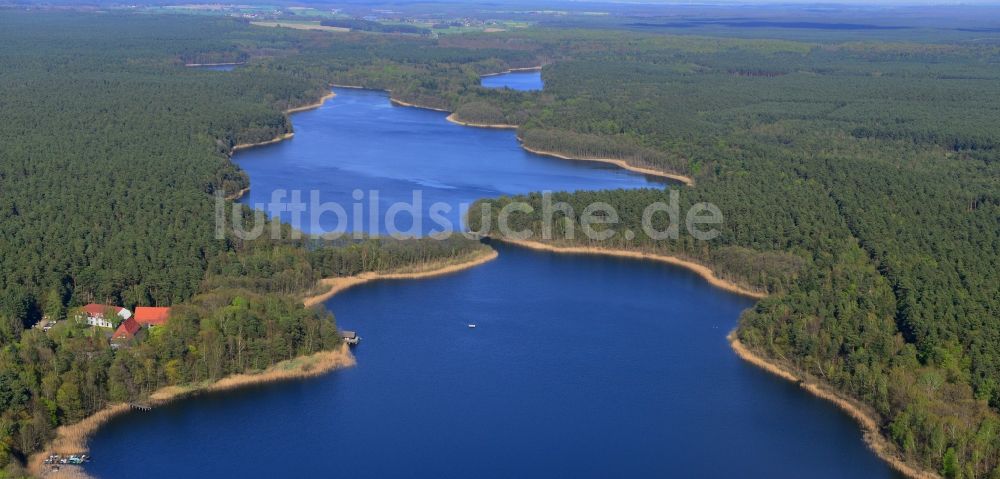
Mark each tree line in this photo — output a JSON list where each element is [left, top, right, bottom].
[[1, 10, 998, 478], [0, 12, 491, 475]]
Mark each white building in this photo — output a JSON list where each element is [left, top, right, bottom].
[[78, 303, 132, 328]]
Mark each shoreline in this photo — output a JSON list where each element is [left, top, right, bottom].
[[225, 186, 249, 201], [480, 65, 543, 77], [496, 236, 935, 478], [329, 84, 452, 112], [285, 91, 336, 114], [34, 86, 349, 479], [490, 237, 765, 299], [330, 83, 367, 89], [729, 333, 939, 479], [230, 91, 336, 153], [232, 132, 294, 152], [29, 345, 355, 478], [35, 87, 487, 478], [341, 84, 690, 186], [327, 79, 693, 190], [519, 144, 695, 186], [328, 85, 499, 122], [303, 249, 499, 307], [389, 97, 451, 112], [220, 79, 928, 479], [445, 113, 518, 129], [184, 61, 245, 67]]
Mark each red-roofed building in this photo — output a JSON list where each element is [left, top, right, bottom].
[[112, 317, 141, 340], [134, 307, 171, 327], [76, 303, 132, 328]]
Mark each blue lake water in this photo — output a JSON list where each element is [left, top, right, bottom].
[[85, 73, 901, 478], [481, 70, 543, 91], [189, 63, 238, 71], [232, 86, 650, 236]]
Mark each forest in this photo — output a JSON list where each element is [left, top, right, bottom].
[[0, 12, 490, 475], [0, 10, 997, 479], [461, 30, 1000, 479]]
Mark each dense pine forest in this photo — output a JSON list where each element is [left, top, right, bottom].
[[0, 13, 491, 475], [463, 32, 1000, 479], [0, 9, 997, 479]]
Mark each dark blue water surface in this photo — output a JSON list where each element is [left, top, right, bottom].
[[233, 86, 646, 236], [86, 73, 901, 478], [481, 70, 543, 91]]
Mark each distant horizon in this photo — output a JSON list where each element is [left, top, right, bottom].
[[7, 0, 1000, 8], [579, 0, 1000, 5]]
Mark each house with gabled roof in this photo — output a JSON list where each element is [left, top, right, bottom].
[[76, 303, 132, 329], [134, 306, 171, 327], [112, 316, 142, 341]]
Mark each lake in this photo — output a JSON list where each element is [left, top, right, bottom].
[[187, 63, 239, 71], [85, 72, 901, 478], [231, 71, 647, 235], [481, 70, 544, 91]]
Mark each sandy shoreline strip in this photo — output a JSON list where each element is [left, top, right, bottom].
[[225, 186, 249, 201], [729, 333, 939, 479], [445, 113, 518, 129], [303, 249, 499, 307], [29, 345, 355, 478], [230, 91, 336, 153], [232, 131, 294, 152], [519, 144, 694, 186], [389, 97, 451, 112], [285, 91, 336, 114], [491, 237, 764, 299]]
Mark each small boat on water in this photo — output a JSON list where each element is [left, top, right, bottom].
[[340, 330, 360, 345], [468, 324, 476, 329]]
